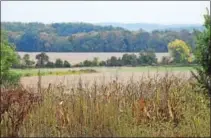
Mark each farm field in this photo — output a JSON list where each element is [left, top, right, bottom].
[[6, 67, 209, 137], [19, 66, 194, 90], [13, 65, 196, 75], [17, 52, 170, 65]]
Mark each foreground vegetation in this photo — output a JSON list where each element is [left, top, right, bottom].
[[1, 73, 210, 137]]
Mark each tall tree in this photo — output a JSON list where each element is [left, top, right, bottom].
[[168, 39, 191, 63], [23, 54, 35, 67], [192, 8, 211, 96], [1, 31, 20, 86], [55, 58, 64, 67], [36, 52, 49, 67]]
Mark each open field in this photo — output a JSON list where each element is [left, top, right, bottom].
[[17, 52, 170, 65], [12, 68, 97, 77], [18, 66, 195, 90], [3, 66, 209, 137], [1, 72, 210, 137], [13, 66, 196, 75]]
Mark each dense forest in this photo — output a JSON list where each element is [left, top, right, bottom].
[[2, 22, 200, 52], [97, 22, 203, 32]]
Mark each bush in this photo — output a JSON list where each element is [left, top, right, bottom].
[[1, 71, 21, 87], [46, 61, 55, 68], [160, 56, 172, 65], [99, 61, 106, 66]]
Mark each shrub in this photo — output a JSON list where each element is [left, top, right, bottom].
[[46, 61, 55, 68], [160, 56, 172, 65], [1, 71, 21, 87], [99, 61, 106, 66]]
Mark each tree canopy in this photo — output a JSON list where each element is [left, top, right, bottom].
[[192, 8, 211, 96], [2, 22, 198, 52], [168, 39, 191, 63], [1, 31, 20, 86]]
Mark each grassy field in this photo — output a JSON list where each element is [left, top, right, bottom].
[[3, 66, 209, 137], [11, 68, 97, 77], [12, 65, 196, 76], [1, 72, 210, 137], [16, 66, 196, 92]]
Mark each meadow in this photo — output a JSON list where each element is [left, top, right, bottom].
[[2, 61, 209, 137], [12, 66, 195, 76], [1, 71, 210, 137], [11, 66, 195, 89]]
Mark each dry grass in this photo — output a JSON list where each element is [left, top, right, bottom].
[[20, 71, 192, 90], [1, 72, 210, 137]]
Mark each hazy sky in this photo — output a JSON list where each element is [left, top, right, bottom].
[[1, 1, 210, 25]]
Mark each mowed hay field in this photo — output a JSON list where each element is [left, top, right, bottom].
[[18, 52, 170, 65], [20, 66, 194, 90]]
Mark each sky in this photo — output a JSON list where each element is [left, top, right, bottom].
[[1, 1, 210, 25]]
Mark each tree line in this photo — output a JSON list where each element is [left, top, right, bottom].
[[12, 38, 195, 69], [75, 50, 157, 67], [2, 22, 199, 52], [12, 53, 71, 68]]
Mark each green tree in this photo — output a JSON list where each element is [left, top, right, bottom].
[[46, 61, 55, 68], [168, 39, 191, 63], [192, 8, 211, 96], [83, 60, 93, 67], [12, 54, 23, 68], [36, 52, 49, 67], [1, 31, 20, 86], [99, 61, 106, 66], [92, 57, 99, 66], [23, 54, 35, 67], [107, 56, 118, 66], [122, 54, 137, 66], [55, 58, 64, 67], [64, 60, 71, 68], [138, 50, 157, 65]]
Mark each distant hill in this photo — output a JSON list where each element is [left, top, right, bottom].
[[2, 22, 199, 52], [96, 22, 204, 32]]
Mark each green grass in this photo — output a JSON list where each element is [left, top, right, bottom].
[[11, 65, 198, 77], [72, 65, 198, 73], [11, 68, 97, 77], [115, 66, 196, 72]]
